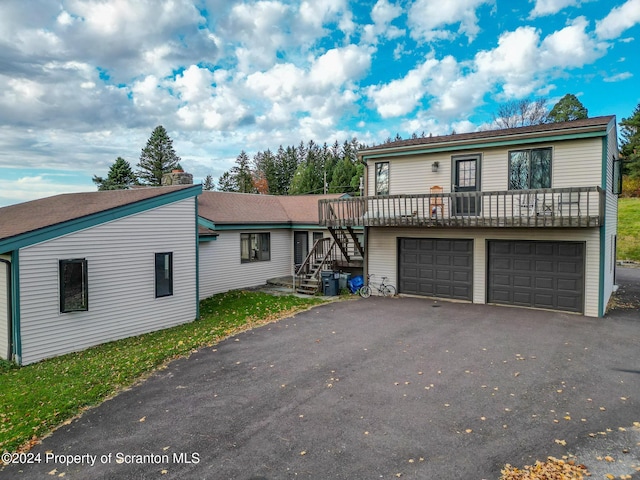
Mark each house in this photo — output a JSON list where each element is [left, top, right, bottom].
[[319, 116, 620, 317], [197, 191, 357, 297], [0, 185, 202, 365]]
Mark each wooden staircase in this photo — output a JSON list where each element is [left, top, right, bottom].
[[295, 230, 364, 295]]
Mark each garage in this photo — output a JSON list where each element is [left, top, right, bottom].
[[398, 238, 473, 300], [487, 240, 584, 313]]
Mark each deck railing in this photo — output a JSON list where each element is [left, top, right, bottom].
[[319, 186, 604, 228]]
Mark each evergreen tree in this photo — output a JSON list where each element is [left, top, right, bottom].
[[93, 157, 138, 190], [233, 151, 255, 193], [547, 94, 588, 123], [203, 174, 214, 191], [137, 126, 181, 186], [217, 171, 237, 192], [620, 103, 640, 178]]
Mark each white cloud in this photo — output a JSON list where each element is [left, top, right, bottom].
[[362, 0, 405, 44], [309, 45, 373, 87], [0, 175, 92, 207], [174, 65, 216, 103], [529, 0, 579, 18], [369, 15, 610, 122], [603, 71, 633, 82], [540, 16, 605, 68], [595, 0, 640, 40], [367, 57, 442, 117], [407, 0, 493, 43]]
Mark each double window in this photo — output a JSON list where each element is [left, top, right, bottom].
[[155, 253, 173, 297], [375, 162, 389, 195], [508, 148, 552, 190], [241, 233, 270, 263], [59, 259, 88, 313]]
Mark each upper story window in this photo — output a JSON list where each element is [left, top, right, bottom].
[[155, 252, 173, 298], [375, 162, 389, 195], [59, 259, 88, 313], [241, 233, 270, 263], [509, 148, 552, 189]]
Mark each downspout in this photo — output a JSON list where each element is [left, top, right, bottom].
[[0, 258, 11, 361]]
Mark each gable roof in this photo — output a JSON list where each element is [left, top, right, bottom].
[[360, 115, 616, 158], [0, 185, 201, 251], [198, 192, 345, 226]]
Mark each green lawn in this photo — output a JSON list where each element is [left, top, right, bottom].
[[618, 197, 640, 261], [0, 290, 325, 454]]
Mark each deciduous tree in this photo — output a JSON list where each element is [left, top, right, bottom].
[[492, 98, 548, 129]]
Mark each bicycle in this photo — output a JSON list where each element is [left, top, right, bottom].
[[359, 274, 396, 298]]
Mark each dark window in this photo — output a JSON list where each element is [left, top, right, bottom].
[[613, 156, 622, 194], [155, 253, 173, 297], [375, 162, 389, 195], [509, 148, 552, 189], [241, 233, 270, 263], [59, 259, 88, 313]]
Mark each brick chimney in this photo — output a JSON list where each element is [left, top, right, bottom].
[[161, 170, 193, 186]]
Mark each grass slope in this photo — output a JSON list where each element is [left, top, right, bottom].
[[618, 198, 640, 261], [0, 290, 324, 454]]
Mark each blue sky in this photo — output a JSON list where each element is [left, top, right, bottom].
[[0, 0, 639, 206]]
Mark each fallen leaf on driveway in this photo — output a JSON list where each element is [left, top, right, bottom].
[[554, 439, 567, 446]]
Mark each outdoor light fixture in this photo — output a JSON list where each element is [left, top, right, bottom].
[[432, 161, 439, 172]]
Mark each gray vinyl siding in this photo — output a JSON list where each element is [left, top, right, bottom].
[[366, 138, 603, 196], [0, 254, 9, 360], [199, 229, 292, 299], [18, 199, 197, 365], [367, 227, 601, 317]]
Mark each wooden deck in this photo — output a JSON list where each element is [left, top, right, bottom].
[[319, 187, 604, 228]]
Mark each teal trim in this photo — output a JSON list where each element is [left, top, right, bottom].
[[0, 185, 202, 253], [198, 217, 216, 230], [198, 236, 218, 242], [361, 131, 608, 162], [195, 197, 200, 320], [10, 250, 20, 364], [213, 223, 298, 230]]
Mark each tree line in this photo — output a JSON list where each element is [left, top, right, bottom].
[[214, 138, 365, 195], [93, 94, 640, 196]]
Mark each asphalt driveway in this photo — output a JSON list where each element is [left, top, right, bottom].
[[3, 271, 640, 479]]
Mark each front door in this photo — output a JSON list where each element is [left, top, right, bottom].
[[294, 231, 309, 267], [453, 155, 480, 216]]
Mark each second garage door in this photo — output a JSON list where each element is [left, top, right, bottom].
[[398, 238, 473, 300], [487, 240, 584, 313]]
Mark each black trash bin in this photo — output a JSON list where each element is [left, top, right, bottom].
[[321, 271, 338, 296]]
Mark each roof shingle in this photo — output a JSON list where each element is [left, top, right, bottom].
[[0, 185, 197, 243], [198, 192, 345, 225], [361, 115, 615, 153]]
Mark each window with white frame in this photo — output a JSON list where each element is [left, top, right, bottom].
[[375, 162, 389, 195]]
